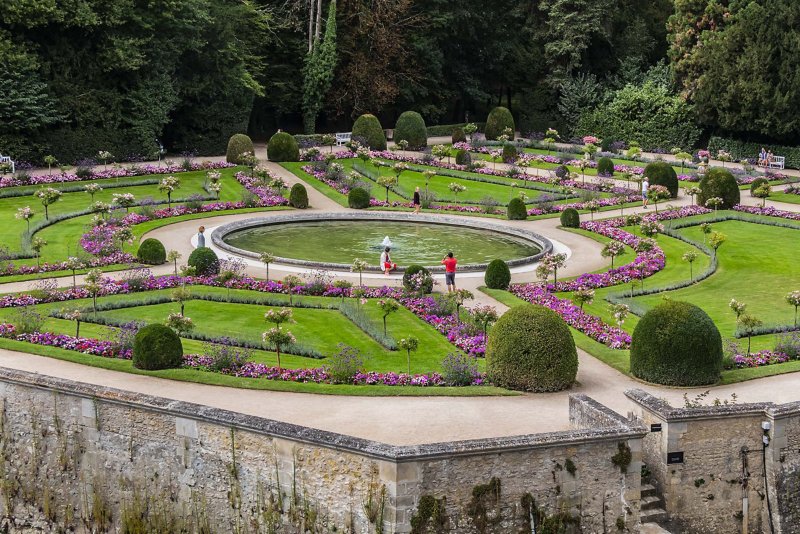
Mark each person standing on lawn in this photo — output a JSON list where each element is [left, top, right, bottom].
[[442, 251, 457, 292]]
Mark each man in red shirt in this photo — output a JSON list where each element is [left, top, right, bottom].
[[441, 252, 457, 292]]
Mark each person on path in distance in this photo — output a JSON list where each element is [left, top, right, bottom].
[[641, 177, 649, 209], [442, 251, 457, 292], [380, 247, 397, 275], [196, 226, 206, 248], [413, 186, 421, 214]]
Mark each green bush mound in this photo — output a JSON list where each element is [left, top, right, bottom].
[[136, 238, 166, 265], [643, 161, 679, 198], [393, 111, 427, 150], [697, 167, 740, 209], [348, 187, 371, 209], [188, 247, 219, 275], [267, 132, 300, 162], [600, 137, 617, 152], [402, 265, 433, 293], [289, 183, 309, 208], [455, 149, 471, 166], [133, 324, 184, 370], [226, 134, 254, 164], [560, 207, 580, 228], [484, 259, 511, 290], [451, 127, 466, 144], [750, 177, 769, 195], [486, 304, 578, 392], [484, 107, 515, 140], [630, 300, 723, 386], [596, 157, 615, 177], [502, 143, 517, 163], [352, 114, 387, 150], [507, 197, 527, 220]]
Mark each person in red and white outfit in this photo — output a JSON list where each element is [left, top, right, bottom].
[[441, 251, 457, 292], [380, 247, 397, 275]]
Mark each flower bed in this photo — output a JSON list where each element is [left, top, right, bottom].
[[733, 205, 800, 221], [733, 350, 789, 368]]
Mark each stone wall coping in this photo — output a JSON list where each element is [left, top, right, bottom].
[[625, 388, 775, 422], [767, 400, 800, 418], [210, 211, 554, 273], [569, 393, 640, 429], [0, 366, 644, 462]]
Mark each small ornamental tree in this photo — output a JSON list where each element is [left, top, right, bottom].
[[15, 206, 35, 234], [398, 336, 419, 375], [539, 252, 567, 286], [350, 258, 369, 286], [647, 185, 671, 213], [729, 298, 747, 320], [84, 268, 104, 316], [377, 175, 396, 203], [171, 285, 192, 316], [709, 231, 726, 256], [167, 250, 181, 276], [786, 291, 800, 327], [165, 313, 194, 335], [392, 162, 407, 186], [601, 241, 625, 267], [35, 187, 62, 220], [259, 251, 275, 280], [448, 182, 466, 201], [158, 176, 181, 208], [31, 237, 47, 266], [608, 303, 630, 328], [112, 193, 136, 212], [752, 183, 771, 207], [44, 155, 57, 176], [64, 309, 82, 337], [737, 313, 763, 354], [378, 299, 399, 335], [682, 251, 699, 282], [282, 275, 302, 305], [472, 305, 498, 336], [431, 144, 450, 164], [65, 257, 84, 288], [463, 123, 478, 142], [683, 185, 701, 205], [264, 308, 295, 370], [674, 151, 692, 174], [84, 183, 102, 202], [449, 289, 474, 321], [572, 287, 595, 310]]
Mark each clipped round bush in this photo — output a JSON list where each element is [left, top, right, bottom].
[[452, 127, 467, 144], [560, 207, 580, 228], [393, 111, 427, 150], [267, 132, 299, 162], [630, 300, 722, 386], [486, 304, 578, 392], [484, 107, 515, 140], [136, 238, 166, 265], [133, 324, 183, 370], [484, 259, 511, 290], [600, 137, 617, 152], [597, 157, 615, 177], [289, 183, 309, 208], [188, 246, 219, 275], [348, 187, 371, 209], [507, 197, 527, 220], [643, 161, 679, 198], [502, 143, 517, 163], [455, 149, 471, 166], [554, 165, 569, 179], [352, 114, 387, 151], [750, 177, 769, 195], [402, 265, 433, 293], [226, 134, 254, 164], [697, 167, 740, 209]]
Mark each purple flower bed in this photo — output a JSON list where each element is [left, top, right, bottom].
[[8, 329, 128, 359], [733, 205, 800, 221], [0, 252, 134, 277], [733, 350, 789, 368]]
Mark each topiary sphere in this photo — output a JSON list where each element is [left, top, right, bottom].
[[452, 127, 467, 144], [267, 132, 300, 162], [352, 114, 387, 151], [507, 197, 528, 220], [600, 137, 616, 152], [393, 111, 427, 150], [348, 187, 371, 209], [484, 259, 511, 290], [697, 167, 740, 209], [136, 238, 166, 265], [597, 157, 615, 177], [484, 107, 515, 140], [455, 149, 471, 166], [643, 161, 679, 198], [554, 165, 569, 179], [630, 300, 722, 386], [502, 143, 517, 163], [188, 247, 219, 275], [560, 207, 580, 228], [750, 177, 769, 195], [486, 304, 578, 392], [289, 183, 309, 209], [226, 134, 254, 164], [402, 265, 433, 293], [133, 324, 183, 370]]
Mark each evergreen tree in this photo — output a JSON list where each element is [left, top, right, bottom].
[[302, 0, 338, 133]]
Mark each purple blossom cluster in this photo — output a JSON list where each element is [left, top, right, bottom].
[[527, 194, 639, 217], [10, 329, 129, 359], [732, 205, 800, 221], [733, 350, 789, 368], [0, 252, 134, 277]]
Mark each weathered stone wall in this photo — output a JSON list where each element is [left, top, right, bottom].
[[768, 402, 800, 534]]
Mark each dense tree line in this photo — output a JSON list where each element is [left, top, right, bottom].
[[0, 0, 796, 163]]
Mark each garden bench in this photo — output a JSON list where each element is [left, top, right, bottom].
[[0, 155, 14, 174], [335, 132, 351, 146], [769, 156, 785, 170]]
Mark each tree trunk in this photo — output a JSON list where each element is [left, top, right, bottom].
[[315, 0, 323, 41], [308, 0, 315, 52]]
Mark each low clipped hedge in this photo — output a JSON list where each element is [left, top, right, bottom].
[[136, 238, 166, 265], [226, 134, 254, 164], [352, 114, 387, 151], [402, 265, 433, 293], [188, 247, 219, 275], [133, 324, 183, 370], [630, 300, 722, 386], [697, 167, 740, 209], [348, 187, 371, 209], [393, 111, 427, 150], [502, 144, 517, 163], [455, 149, 471, 166], [289, 183, 309, 208], [643, 161, 679, 198], [597, 157, 615, 177], [484, 107, 515, 140], [486, 304, 578, 392], [452, 127, 466, 144], [560, 207, 580, 228], [426, 122, 485, 137], [484, 259, 511, 290], [507, 197, 527, 220], [709, 135, 800, 170], [750, 177, 769, 195], [267, 132, 300, 162]]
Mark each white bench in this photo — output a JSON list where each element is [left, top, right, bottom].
[[0, 155, 14, 174], [769, 156, 785, 170], [335, 132, 351, 146]]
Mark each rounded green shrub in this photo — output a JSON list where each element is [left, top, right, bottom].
[[486, 304, 578, 392], [393, 111, 427, 150], [188, 247, 219, 275], [560, 207, 580, 228], [630, 300, 722, 386], [507, 197, 527, 220], [455, 149, 471, 166], [226, 134, 254, 164], [600, 137, 616, 152], [554, 165, 569, 179], [289, 183, 309, 209], [136, 238, 166, 265], [502, 143, 517, 163], [451, 127, 467, 144], [402, 265, 433, 293], [484, 107, 515, 140], [348, 187, 371, 209], [697, 167, 740, 209], [352, 114, 387, 151], [484, 259, 511, 290], [643, 161, 679, 198], [133, 324, 183, 370], [750, 177, 769, 195], [267, 132, 299, 162], [597, 157, 615, 177]]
